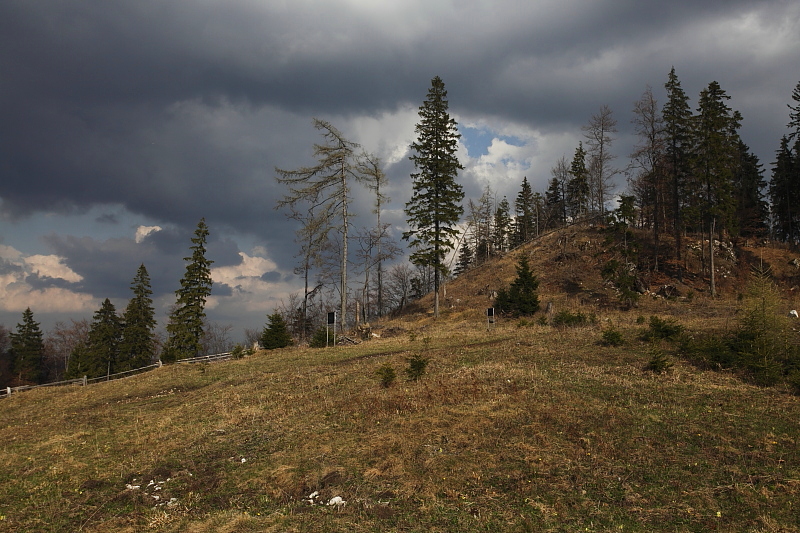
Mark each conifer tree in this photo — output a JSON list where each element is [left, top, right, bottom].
[[493, 196, 512, 253], [691, 81, 742, 238], [567, 142, 590, 219], [163, 219, 214, 362], [770, 136, 797, 242], [404, 76, 464, 318], [260, 312, 293, 350], [494, 255, 540, 316], [788, 80, 800, 142], [733, 140, 767, 239], [662, 67, 693, 266], [544, 177, 564, 229], [513, 177, 536, 245], [9, 308, 44, 385], [118, 264, 157, 371], [453, 239, 474, 277], [73, 299, 122, 378]]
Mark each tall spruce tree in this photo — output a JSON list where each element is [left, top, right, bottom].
[[567, 142, 590, 219], [662, 67, 693, 267], [513, 177, 536, 245], [404, 76, 464, 319], [118, 264, 157, 371], [788, 80, 800, 142], [9, 308, 44, 385], [163, 219, 214, 362], [453, 238, 474, 277], [691, 81, 742, 238], [770, 136, 798, 242], [69, 299, 122, 378], [493, 196, 512, 253], [544, 177, 564, 229], [733, 140, 767, 239]]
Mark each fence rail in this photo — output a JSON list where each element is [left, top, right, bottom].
[[1, 353, 234, 399]]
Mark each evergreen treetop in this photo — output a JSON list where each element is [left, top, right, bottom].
[[404, 76, 464, 318], [9, 307, 44, 385], [494, 254, 540, 316], [260, 312, 294, 350], [163, 218, 214, 362], [119, 264, 157, 371]]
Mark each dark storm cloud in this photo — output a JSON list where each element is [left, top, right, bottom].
[[39, 226, 243, 300], [1, 0, 798, 266]]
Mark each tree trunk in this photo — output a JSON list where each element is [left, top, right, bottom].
[[710, 218, 716, 297]]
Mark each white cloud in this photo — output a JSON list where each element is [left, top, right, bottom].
[[0, 252, 96, 313], [208, 252, 294, 314], [24, 254, 83, 283], [135, 225, 162, 243]]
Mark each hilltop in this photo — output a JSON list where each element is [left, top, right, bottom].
[[2, 224, 800, 532]]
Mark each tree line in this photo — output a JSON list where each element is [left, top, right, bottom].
[[4, 72, 800, 386], [0, 219, 216, 388], [453, 70, 800, 292]]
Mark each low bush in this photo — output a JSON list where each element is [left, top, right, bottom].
[[404, 353, 430, 381], [599, 327, 625, 347], [641, 315, 684, 341], [552, 310, 596, 328], [375, 363, 397, 388]]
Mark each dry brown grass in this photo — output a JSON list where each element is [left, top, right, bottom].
[[3, 226, 800, 532]]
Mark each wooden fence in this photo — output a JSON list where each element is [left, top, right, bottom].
[[1, 352, 233, 399]]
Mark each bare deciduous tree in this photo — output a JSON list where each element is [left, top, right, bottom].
[[276, 119, 365, 334], [583, 104, 618, 215]]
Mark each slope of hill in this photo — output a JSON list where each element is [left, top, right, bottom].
[[3, 224, 800, 532]]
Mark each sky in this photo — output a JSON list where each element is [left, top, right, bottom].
[[1, 0, 799, 342]]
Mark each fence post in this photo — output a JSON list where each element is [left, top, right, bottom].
[[83, 376, 87, 387], [157, 360, 163, 368], [6, 387, 10, 396]]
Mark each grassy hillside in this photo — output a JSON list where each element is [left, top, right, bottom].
[[3, 227, 800, 532]]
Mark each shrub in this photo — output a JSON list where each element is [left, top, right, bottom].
[[308, 327, 330, 348], [599, 327, 625, 347], [644, 346, 673, 373], [404, 353, 429, 381], [375, 363, 397, 388], [641, 316, 684, 341], [494, 255, 540, 316], [260, 312, 293, 350]]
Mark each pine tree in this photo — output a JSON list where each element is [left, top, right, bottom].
[[733, 141, 767, 239], [9, 308, 44, 385], [118, 264, 157, 371], [453, 239, 474, 277], [566, 142, 590, 219], [260, 312, 293, 350], [493, 196, 512, 253], [662, 67, 693, 265], [770, 136, 797, 242], [691, 81, 742, 237], [544, 177, 564, 229], [73, 299, 122, 378], [403, 76, 464, 319], [494, 255, 540, 316], [163, 219, 214, 362], [788, 80, 800, 142], [512, 177, 535, 245]]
